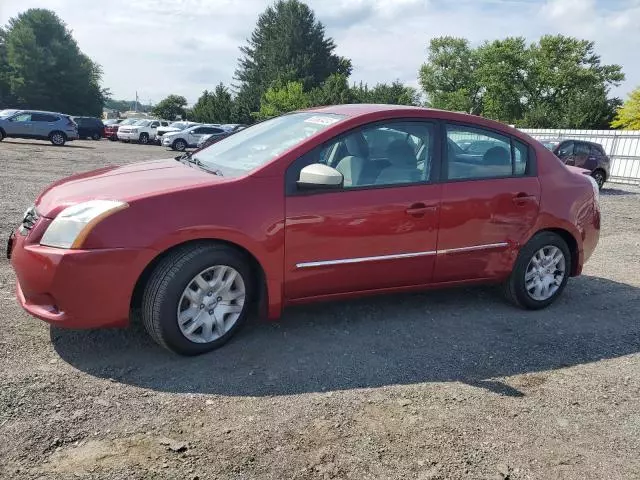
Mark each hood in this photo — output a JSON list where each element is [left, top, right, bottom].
[[36, 159, 225, 217]]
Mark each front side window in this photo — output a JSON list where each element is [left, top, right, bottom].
[[12, 113, 32, 122], [320, 121, 434, 188], [193, 112, 345, 177], [445, 124, 527, 180]]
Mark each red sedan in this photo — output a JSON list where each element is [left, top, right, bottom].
[[8, 105, 601, 355]]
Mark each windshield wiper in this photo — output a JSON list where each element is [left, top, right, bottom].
[[181, 154, 223, 176]]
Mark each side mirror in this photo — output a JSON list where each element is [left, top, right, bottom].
[[297, 163, 343, 190]]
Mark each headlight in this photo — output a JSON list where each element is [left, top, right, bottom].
[[586, 175, 600, 202], [40, 200, 128, 249], [130, 129, 138, 133]]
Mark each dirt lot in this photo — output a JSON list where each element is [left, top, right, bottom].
[[0, 138, 639, 480]]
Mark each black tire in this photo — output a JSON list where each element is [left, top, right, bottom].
[[173, 139, 187, 151], [0, 129, 4, 141], [141, 243, 254, 355], [49, 131, 66, 146], [109, 135, 117, 141], [503, 231, 571, 310], [138, 133, 149, 145], [591, 169, 606, 190], [92, 132, 101, 141]]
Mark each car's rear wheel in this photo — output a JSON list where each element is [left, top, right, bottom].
[[49, 131, 66, 146], [173, 139, 187, 151], [141, 244, 254, 355], [0, 129, 5, 141], [504, 232, 571, 310], [591, 169, 606, 190], [92, 132, 101, 141], [138, 133, 149, 145]]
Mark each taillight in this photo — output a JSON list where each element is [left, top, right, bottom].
[[66, 117, 77, 128]]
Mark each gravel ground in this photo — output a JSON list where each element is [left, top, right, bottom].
[[0, 138, 639, 480]]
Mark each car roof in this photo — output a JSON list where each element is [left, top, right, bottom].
[[18, 110, 68, 116]]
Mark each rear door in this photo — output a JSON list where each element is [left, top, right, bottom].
[[434, 122, 540, 282], [31, 113, 59, 138], [572, 142, 591, 169]]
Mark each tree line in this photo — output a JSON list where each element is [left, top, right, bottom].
[[1, 2, 639, 130]]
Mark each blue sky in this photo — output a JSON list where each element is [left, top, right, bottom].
[[1, 0, 638, 105]]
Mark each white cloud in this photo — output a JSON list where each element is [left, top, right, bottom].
[[0, 0, 638, 105]]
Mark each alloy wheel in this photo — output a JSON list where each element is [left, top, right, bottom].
[[51, 133, 65, 145], [177, 265, 245, 344], [524, 246, 566, 301], [592, 171, 605, 189]]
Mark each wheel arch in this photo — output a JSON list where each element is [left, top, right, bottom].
[[130, 238, 269, 320]]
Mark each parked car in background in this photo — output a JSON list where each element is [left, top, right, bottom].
[[162, 124, 227, 151], [8, 105, 601, 355], [72, 116, 105, 140], [0, 110, 78, 146], [155, 121, 200, 145], [195, 125, 245, 149], [104, 118, 129, 141], [462, 139, 504, 156], [539, 138, 562, 151], [553, 140, 610, 189], [117, 119, 169, 144]]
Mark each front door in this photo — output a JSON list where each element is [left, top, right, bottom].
[[434, 123, 540, 283], [284, 120, 442, 300], [5, 112, 33, 137]]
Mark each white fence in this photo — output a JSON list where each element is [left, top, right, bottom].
[[520, 129, 640, 185]]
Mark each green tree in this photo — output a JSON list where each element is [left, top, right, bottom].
[[418, 34, 624, 128], [349, 81, 420, 106], [151, 94, 187, 120], [235, 0, 352, 120], [0, 27, 14, 107], [611, 87, 640, 130], [309, 73, 353, 106], [3, 9, 105, 116], [419, 37, 481, 114], [191, 83, 234, 123], [104, 98, 153, 113], [256, 81, 310, 120]]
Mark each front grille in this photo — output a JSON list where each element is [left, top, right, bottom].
[[20, 206, 39, 234]]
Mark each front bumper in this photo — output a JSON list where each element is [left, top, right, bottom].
[[162, 137, 176, 147], [9, 230, 152, 329]]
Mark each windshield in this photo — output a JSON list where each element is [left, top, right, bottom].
[[0, 109, 19, 119], [194, 112, 344, 177], [120, 119, 137, 125], [133, 120, 151, 127], [169, 122, 188, 129]]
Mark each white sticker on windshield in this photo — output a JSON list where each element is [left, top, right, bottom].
[[304, 115, 340, 126]]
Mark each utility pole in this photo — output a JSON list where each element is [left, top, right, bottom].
[[135, 91, 139, 112]]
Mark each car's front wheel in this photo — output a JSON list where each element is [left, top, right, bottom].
[[138, 133, 149, 145], [141, 243, 254, 355], [172, 139, 187, 151], [504, 232, 571, 310], [0, 130, 5, 141], [49, 131, 66, 146]]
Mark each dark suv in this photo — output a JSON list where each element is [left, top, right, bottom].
[[72, 116, 104, 140], [553, 140, 610, 189]]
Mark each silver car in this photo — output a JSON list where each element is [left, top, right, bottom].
[[0, 110, 79, 146]]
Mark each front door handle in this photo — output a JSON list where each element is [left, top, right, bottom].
[[406, 203, 437, 216], [512, 193, 536, 206]]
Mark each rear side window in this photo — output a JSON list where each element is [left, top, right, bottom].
[[445, 124, 530, 180], [575, 143, 590, 155], [31, 113, 58, 122]]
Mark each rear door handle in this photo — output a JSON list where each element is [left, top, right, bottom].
[[513, 193, 536, 206], [406, 203, 437, 216]]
